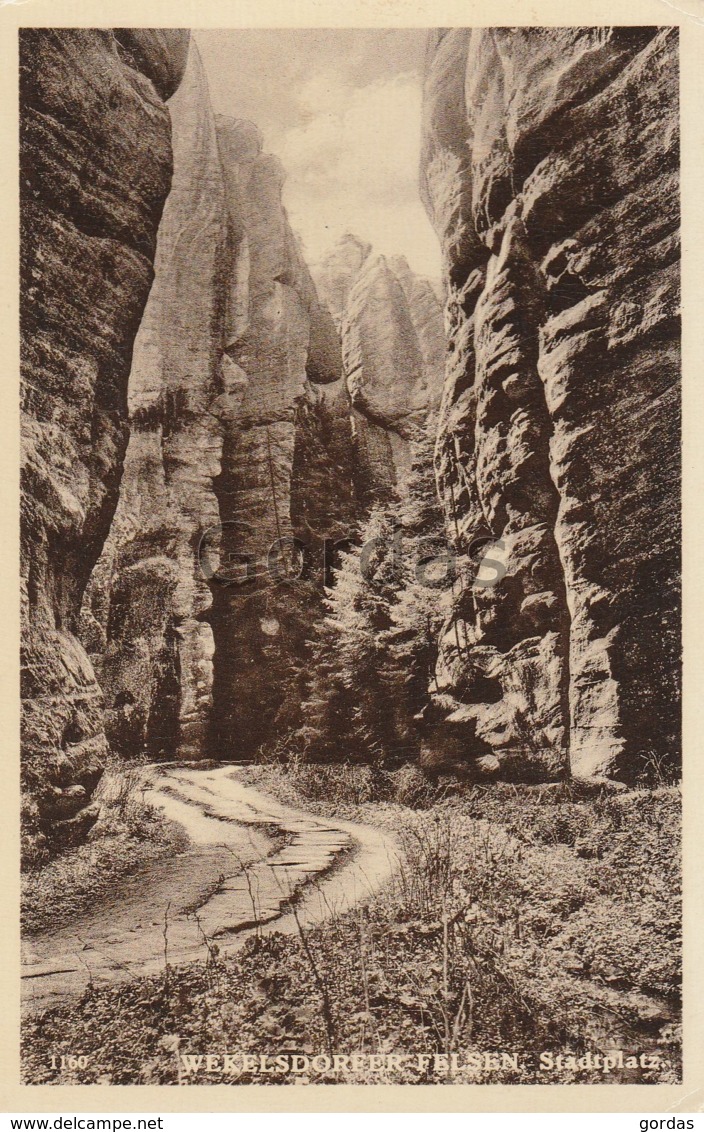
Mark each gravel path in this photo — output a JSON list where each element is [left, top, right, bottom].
[[21, 764, 399, 1013]]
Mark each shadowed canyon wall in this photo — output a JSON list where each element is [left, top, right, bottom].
[[421, 27, 680, 782], [20, 29, 190, 862]]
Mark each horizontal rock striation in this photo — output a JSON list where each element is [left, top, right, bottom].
[[421, 27, 680, 782], [20, 29, 190, 864]]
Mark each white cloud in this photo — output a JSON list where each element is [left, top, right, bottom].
[[268, 70, 442, 279]]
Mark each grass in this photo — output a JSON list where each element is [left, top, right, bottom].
[[245, 757, 454, 811], [245, 766, 681, 1054], [21, 762, 681, 1086], [22, 760, 187, 936]]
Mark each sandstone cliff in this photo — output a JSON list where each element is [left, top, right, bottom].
[[22, 26, 676, 858], [421, 28, 680, 782], [20, 29, 190, 863], [79, 64, 355, 767], [80, 42, 229, 763], [314, 237, 446, 503], [209, 118, 354, 759]]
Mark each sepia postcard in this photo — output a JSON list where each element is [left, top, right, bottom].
[[1, 0, 703, 1115]]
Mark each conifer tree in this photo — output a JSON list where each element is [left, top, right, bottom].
[[298, 413, 449, 765], [386, 414, 448, 732]]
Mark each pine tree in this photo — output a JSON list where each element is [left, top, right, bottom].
[[298, 413, 449, 766], [386, 415, 448, 731], [301, 508, 401, 762]]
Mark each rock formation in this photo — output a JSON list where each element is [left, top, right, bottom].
[[78, 57, 356, 767], [21, 26, 675, 861], [313, 234, 372, 331], [81, 42, 230, 763], [209, 118, 355, 759], [314, 237, 446, 503], [20, 29, 190, 864], [421, 28, 680, 782]]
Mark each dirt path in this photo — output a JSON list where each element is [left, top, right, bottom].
[[21, 765, 399, 1014]]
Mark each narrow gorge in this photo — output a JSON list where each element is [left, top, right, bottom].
[[20, 26, 680, 866], [19, 23, 683, 1088]]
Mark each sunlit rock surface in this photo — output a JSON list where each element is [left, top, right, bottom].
[[81, 42, 228, 762], [81, 52, 356, 768], [314, 237, 446, 503]]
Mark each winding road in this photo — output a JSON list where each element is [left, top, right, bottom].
[[21, 765, 399, 1013]]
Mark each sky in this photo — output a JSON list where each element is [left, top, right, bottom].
[[192, 29, 442, 279]]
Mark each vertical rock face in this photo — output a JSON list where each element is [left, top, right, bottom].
[[314, 238, 446, 503], [77, 56, 356, 770], [210, 116, 353, 759], [20, 29, 190, 863], [421, 28, 680, 782], [81, 42, 229, 762]]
